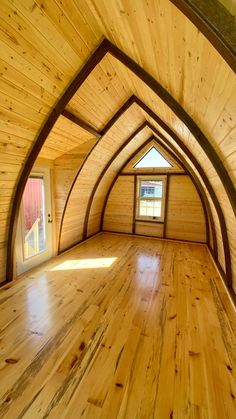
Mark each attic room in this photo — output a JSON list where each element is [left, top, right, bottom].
[[0, 0, 236, 417]]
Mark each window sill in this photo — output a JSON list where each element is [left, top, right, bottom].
[[135, 218, 164, 224]]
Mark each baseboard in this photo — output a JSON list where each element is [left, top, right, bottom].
[[58, 231, 102, 255], [207, 245, 236, 309], [102, 229, 207, 246]]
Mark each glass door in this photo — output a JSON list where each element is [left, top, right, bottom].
[[16, 167, 53, 275]]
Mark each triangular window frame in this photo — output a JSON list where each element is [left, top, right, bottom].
[[134, 146, 173, 169]]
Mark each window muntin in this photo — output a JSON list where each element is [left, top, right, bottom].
[[136, 177, 166, 221]]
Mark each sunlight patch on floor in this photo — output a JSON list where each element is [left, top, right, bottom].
[[49, 257, 117, 271]]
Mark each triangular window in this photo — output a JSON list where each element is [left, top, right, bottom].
[[134, 146, 172, 168]]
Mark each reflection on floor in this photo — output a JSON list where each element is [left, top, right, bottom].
[[0, 232, 236, 418]]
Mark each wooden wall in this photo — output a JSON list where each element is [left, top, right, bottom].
[[0, 0, 235, 294], [103, 174, 206, 243], [59, 106, 147, 251], [166, 176, 206, 242], [53, 138, 96, 244], [103, 176, 134, 233], [146, 121, 231, 284]]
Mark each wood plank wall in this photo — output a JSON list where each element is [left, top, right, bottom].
[[103, 176, 134, 233], [166, 176, 206, 242], [103, 174, 206, 243], [86, 127, 152, 238], [144, 117, 234, 289], [53, 138, 97, 244], [111, 59, 236, 290], [0, 0, 235, 294], [59, 106, 146, 251]]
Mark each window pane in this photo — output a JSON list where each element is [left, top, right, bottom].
[[134, 147, 172, 168], [22, 176, 46, 259], [140, 180, 163, 198], [139, 199, 162, 217]]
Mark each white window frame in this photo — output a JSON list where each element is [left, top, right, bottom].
[[136, 175, 167, 222]]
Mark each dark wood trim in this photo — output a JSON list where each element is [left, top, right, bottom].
[[150, 137, 210, 244], [96, 103, 229, 289], [100, 121, 223, 283], [63, 38, 236, 248], [82, 125, 150, 240], [170, 0, 236, 73], [6, 39, 109, 282], [100, 133, 209, 241], [151, 135, 211, 250], [7, 37, 234, 285], [106, 42, 236, 218], [100, 136, 182, 231], [100, 96, 136, 137], [138, 104, 231, 283], [208, 245, 227, 281], [62, 96, 140, 249], [0, 280, 10, 289], [62, 110, 101, 138], [57, 138, 98, 254], [99, 126, 212, 253], [132, 175, 137, 234], [100, 137, 160, 230], [208, 246, 236, 307], [58, 115, 148, 254], [146, 122, 215, 257], [120, 171, 186, 176], [163, 174, 170, 238]]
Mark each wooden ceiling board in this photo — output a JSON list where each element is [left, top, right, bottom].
[[66, 55, 133, 131], [38, 114, 96, 159], [112, 58, 236, 183], [65, 48, 236, 191]]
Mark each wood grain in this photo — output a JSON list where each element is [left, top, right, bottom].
[[104, 173, 206, 244], [170, 0, 236, 72], [0, 0, 235, 300], [0, 233, 235, 418]]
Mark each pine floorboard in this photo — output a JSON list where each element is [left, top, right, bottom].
[[0, 232, 236, 418]]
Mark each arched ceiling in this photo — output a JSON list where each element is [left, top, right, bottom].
[[57, 95, 230, 281], [0, 0, 235, 295]]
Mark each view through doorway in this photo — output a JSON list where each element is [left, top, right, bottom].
[[16, 167, 53, 275]]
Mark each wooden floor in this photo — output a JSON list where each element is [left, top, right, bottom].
[[0, 233, 236, 418]]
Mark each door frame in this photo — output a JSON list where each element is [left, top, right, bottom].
[[16, 166, 53, 276]]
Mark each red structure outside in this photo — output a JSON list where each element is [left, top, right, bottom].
[[22, 177, 44, 231]]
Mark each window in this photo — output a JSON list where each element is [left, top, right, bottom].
[[21, 175, 46, 259], [136, 176, 166, 221], [134, 146, 172, 168]]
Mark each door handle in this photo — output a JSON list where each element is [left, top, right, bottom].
[[48, 213, 53, 223]]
